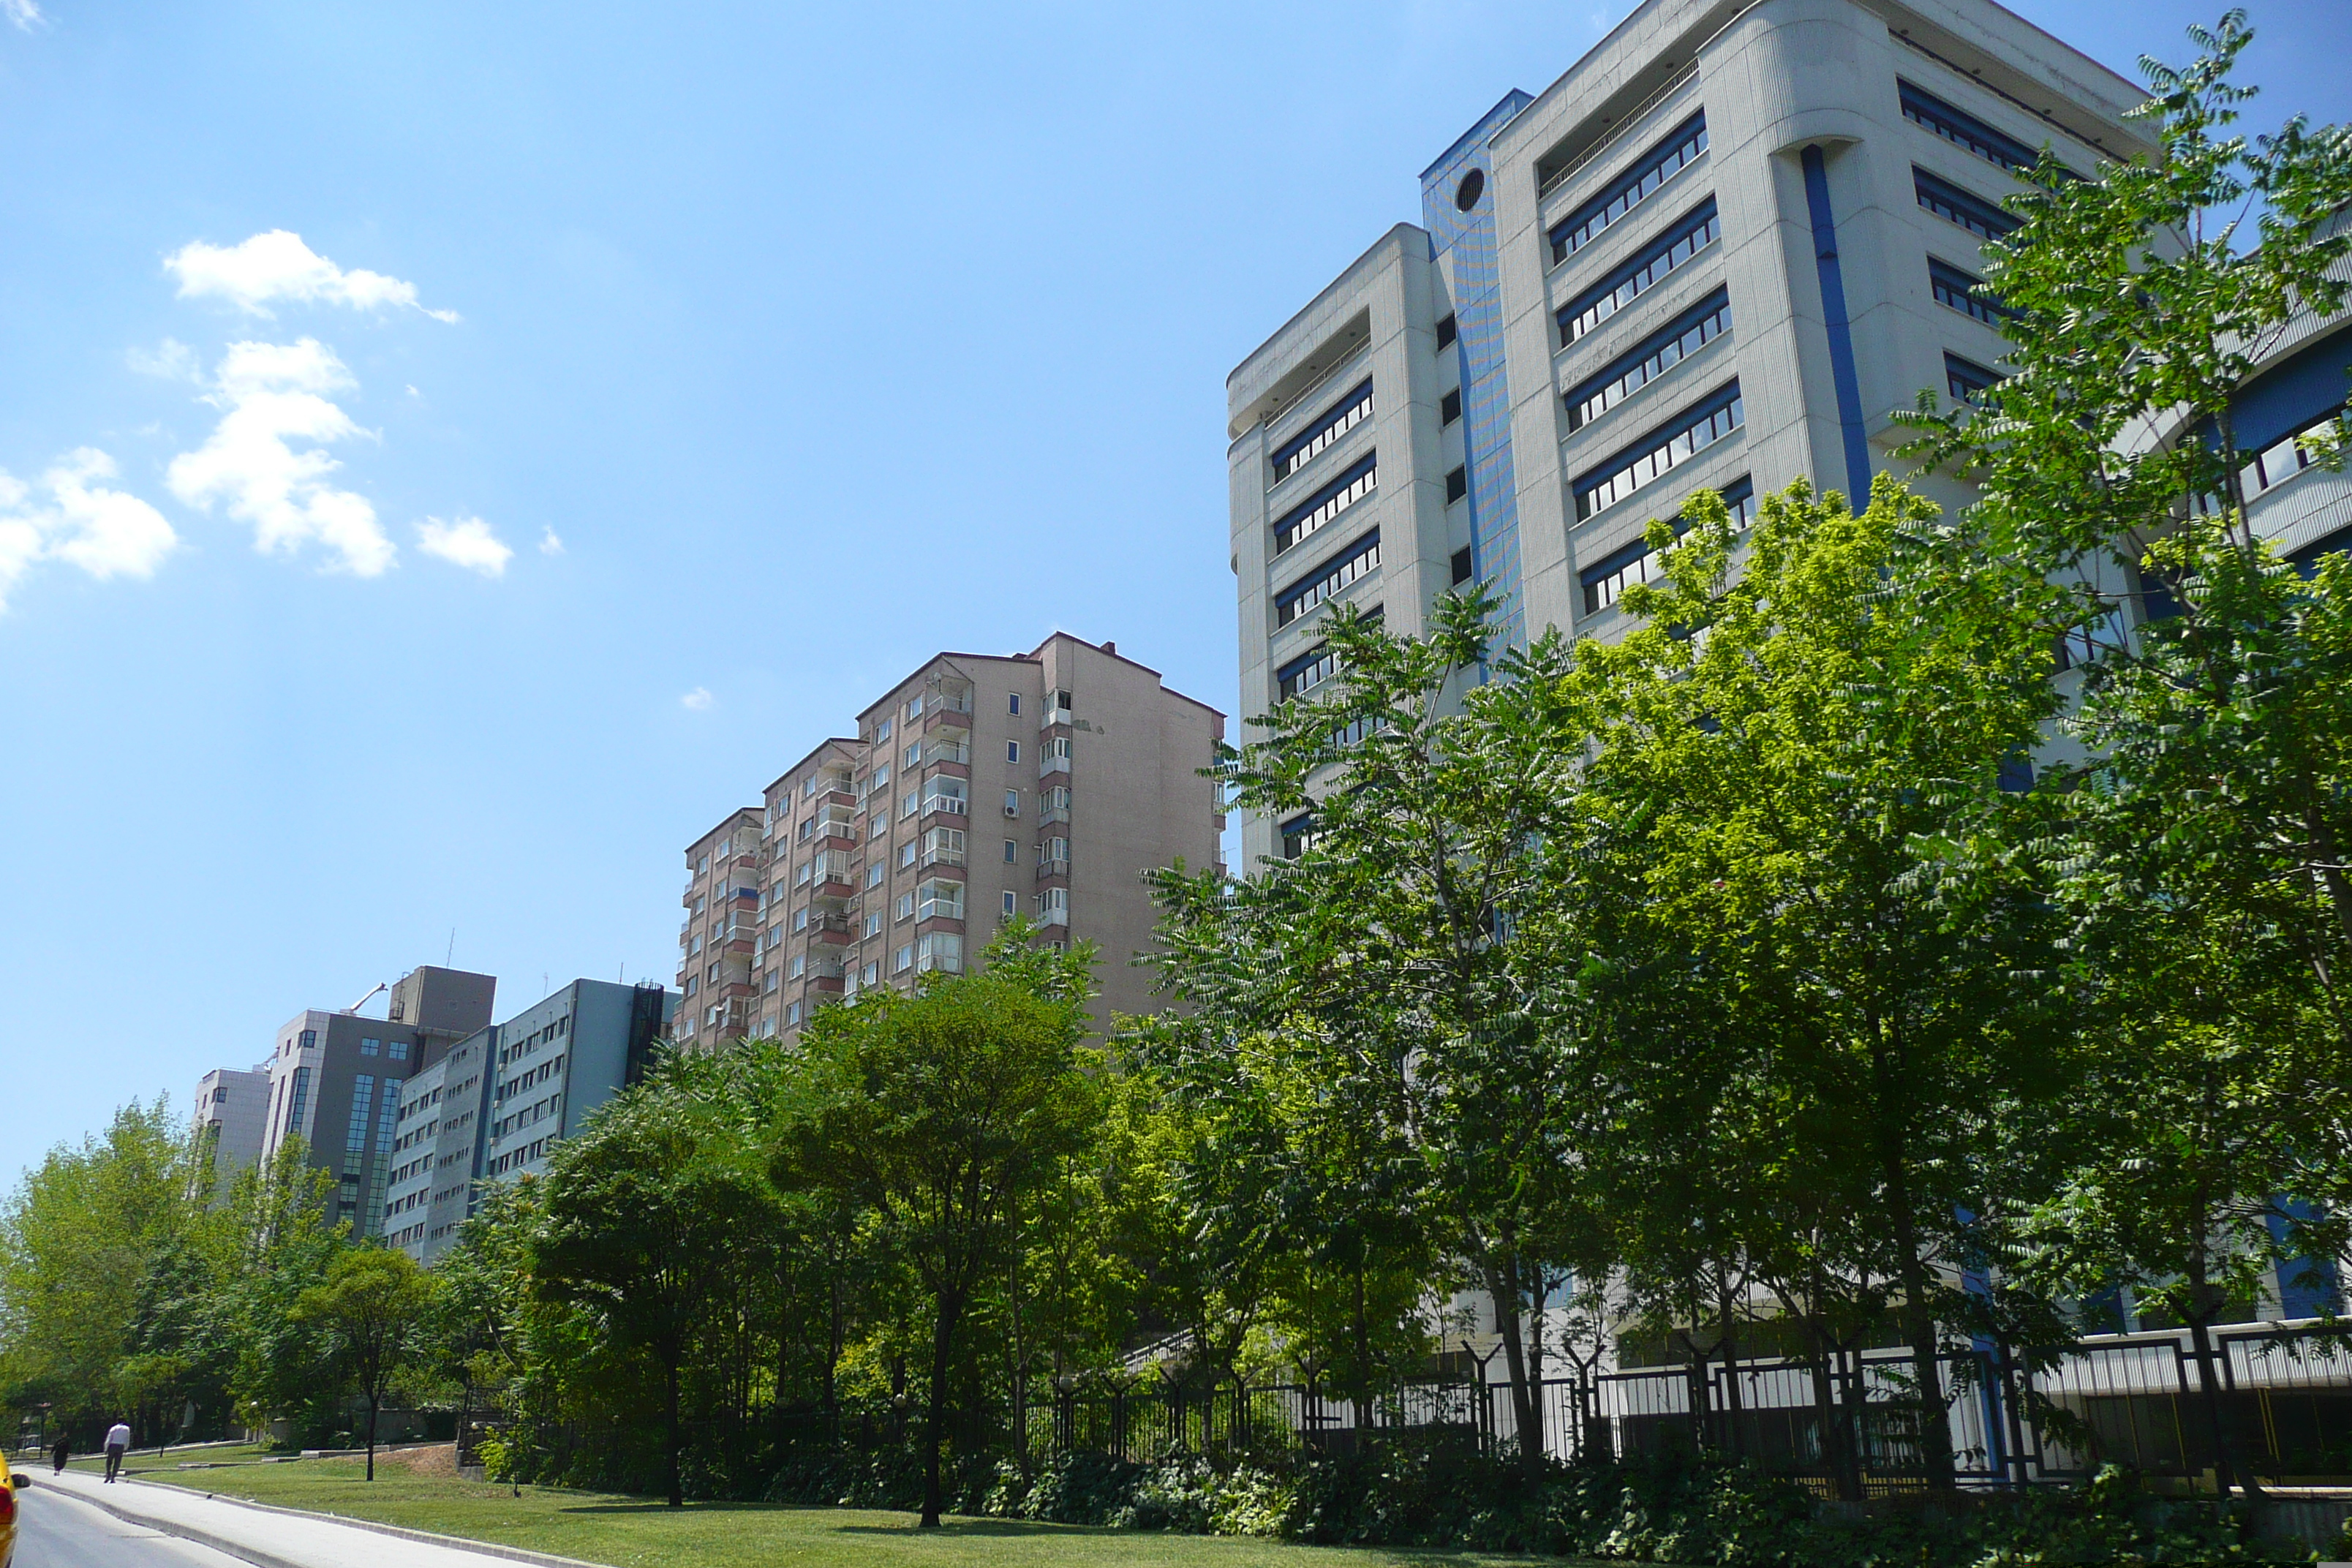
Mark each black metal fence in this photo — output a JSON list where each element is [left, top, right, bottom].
[[1048, 1323, 2352, 1492]]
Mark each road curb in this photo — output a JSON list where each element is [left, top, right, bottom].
[[36, 1480, 307, 1568], [45, 1472, 615, 1568]]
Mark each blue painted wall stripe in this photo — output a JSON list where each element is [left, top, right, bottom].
[[1801, 145, 1874, 505]]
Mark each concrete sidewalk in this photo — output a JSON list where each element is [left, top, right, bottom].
[[36, 1467, 604, 1568]]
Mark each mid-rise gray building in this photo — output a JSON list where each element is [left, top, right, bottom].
[[254, 966, 497, 1237], [385, 979, 672, 1264]]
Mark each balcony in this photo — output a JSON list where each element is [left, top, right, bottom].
[[1039, 706, 1074, 731], [920, 790, 968, 820], [806, 913, 854, 946], [809, 812, 858, 845], [1039, 803, 1070, 826], [1039, 754, 1071, 777]]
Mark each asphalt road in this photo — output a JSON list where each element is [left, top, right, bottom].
[[12, 1482, 252, 1568]]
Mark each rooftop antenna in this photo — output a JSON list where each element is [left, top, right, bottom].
[[446, 927, 456, 967]]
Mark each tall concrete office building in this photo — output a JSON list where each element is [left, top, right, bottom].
[[255, 965, 497, 1237], [1226, 0, 2158, 868], [383, 978, 671, 1263], [674, 633, 1224, 1048]]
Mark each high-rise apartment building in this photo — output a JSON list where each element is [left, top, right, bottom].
[[190, 1063, 271, 1198], [252, 965, 497, 1237], [384, 978, 671, 1262], [674, 633, 1224, 1048], [1226, 0, 2158, 867]]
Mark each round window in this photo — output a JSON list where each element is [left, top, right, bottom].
[[1455, 167, 1485, 211]]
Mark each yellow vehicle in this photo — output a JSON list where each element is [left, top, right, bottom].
[[0, 1447, 18, 1568]]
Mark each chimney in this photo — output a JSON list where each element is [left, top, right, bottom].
[[1101, 640, 1116, 655]]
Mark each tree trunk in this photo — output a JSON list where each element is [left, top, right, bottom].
[[1485, 1254, 1537, 1469], [920, 1289, 965, 1529], [1878, 1102, 1955, 1488], [664, 1352, 684, 1508], [1716, 1278, 1744, 1460], [1806, 1326, 1858, 1501], [1351, 1257, 1373, 1433], [366, 1390, 379, 1482]]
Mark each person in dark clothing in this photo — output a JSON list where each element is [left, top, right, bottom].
[[50, 1434, 69, 1474]]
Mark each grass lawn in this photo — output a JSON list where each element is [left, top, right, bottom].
[[80, 1445, 1591, 1568]]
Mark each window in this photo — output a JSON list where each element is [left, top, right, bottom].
[[1444, 466, 1467, 503], [867, 862, 885, 889], [1557, 197, 1719, 347], [861, 963, 878, 987], [875, 717, 892, 742], [900, 840, 918, 869], [916, 932, 963, 973], [1440, 388, 1461, 425], [1572, 380, 1743, 521], [361, 1038, 380, 1057], [1037, 837, 1070, 870], [1550, 112, 1707, 264], [1580, 475, 1754, 614], [1914, 167, 2018, 241], [1898, 78, 2043, 173], [1006, 740, 1021, 763], [788, 954, 804, 979], [918, 879, 965, 921], [872, 764, 890, 791], [1004, 838, 1019, 863], [922, 777, 968, 815], [1036, 886, 1069, 924], [1945, 353, 2000, 404], [793, 906, 809, 932], [894, 944, 914, 974], [389, 1040, 408, 1062], [904, 741, 921, 768], [1047, 688, 1074, 714], [897, 891, 916, 921], [1434, 313, 1457, 350], [1003, 891, 1018, 915], [802, 777, 816, 799], [869, 814, 886, 841], [795, 860, 810, 887], [345, 1075, 376, 1157], [1273, 453, 1378, 555], [1004, 789, 1021, 818], [864, 911, 883, 939], [900, 790, 918, 820], [788, 1000, 802, 1026], [1270, 380, 1374, 485], [1564, 289, 1732, 431], [1452, 547, 1474, 586], [1279, 814, 1318, 859], [1275, 529, 1382, 627], [905, 693, 924, 721], [1041, 736, 1071, 761], [924, 826, 966, 866], [1929, 257, 2006, 325]]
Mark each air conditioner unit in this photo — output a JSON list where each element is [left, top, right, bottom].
[[1003, 802, 1019, 818]]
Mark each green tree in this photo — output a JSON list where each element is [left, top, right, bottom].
[[530, 1079, 779, 1507], [775, 928, 1099, 1528], [0, 1098, 197, 1441], [1146, 588, 1605, 1467], [1573, 478, 2070, 1488], [1901, 12, 2352, 1496], [293, 1246, 440, 1480]]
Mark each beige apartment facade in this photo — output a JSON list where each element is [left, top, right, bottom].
[[672, 633, 1224, 1049]]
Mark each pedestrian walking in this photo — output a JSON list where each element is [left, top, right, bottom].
[[50, 1433, 69, 1474], [102, 1420, 131, 1482]]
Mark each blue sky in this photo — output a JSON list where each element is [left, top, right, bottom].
[[3, 0, 2347, 1185]]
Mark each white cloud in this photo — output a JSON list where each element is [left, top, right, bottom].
[[167, 337, 396, 578], [127, 338, 201, 382], [538, 527, 564, 556], [163, 230, 459, 323], [680, 687, 713, 712], [3, 0, 44, 32], [416, 514, 511, 577], [0, 448, 178, 613]]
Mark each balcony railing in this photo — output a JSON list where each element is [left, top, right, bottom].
[[921, 845, 967, 870], [921, 792, 968, 818]]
